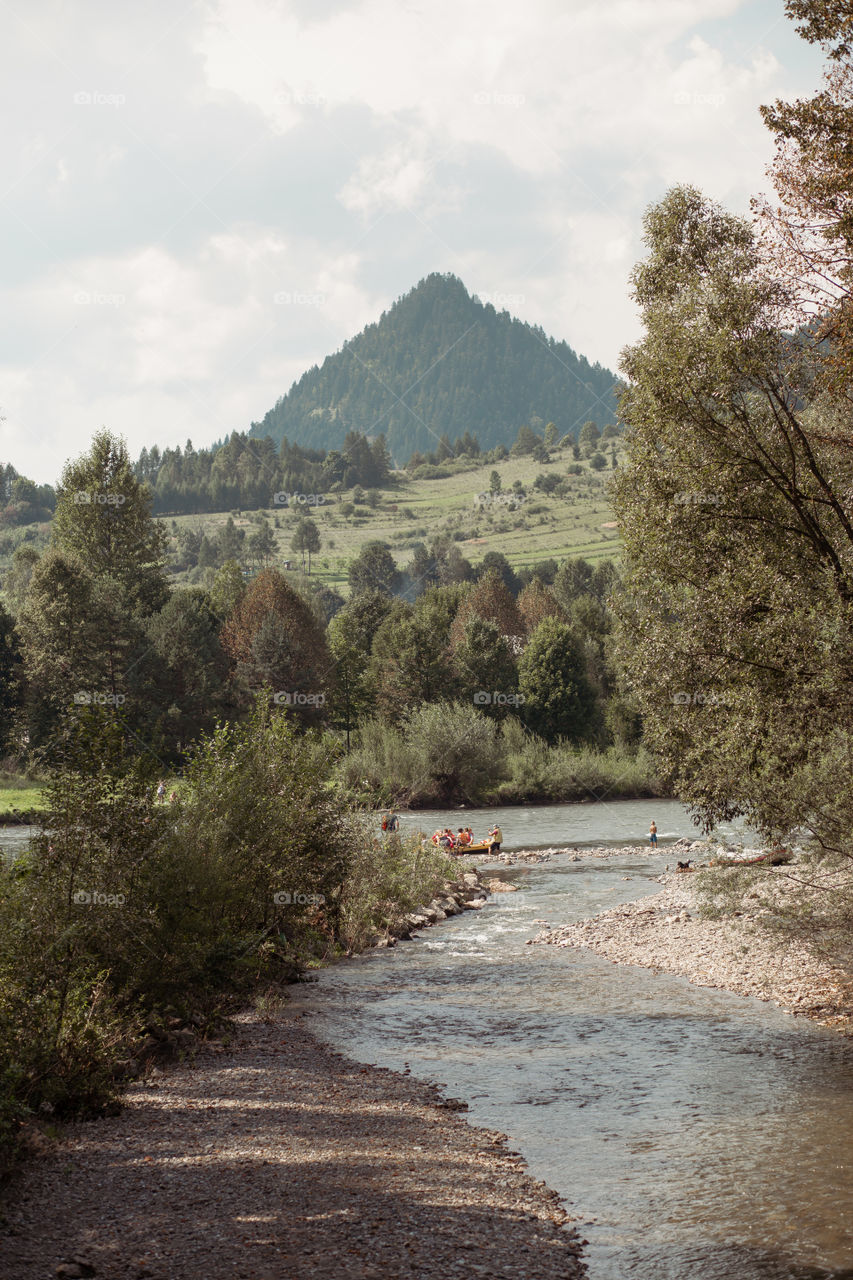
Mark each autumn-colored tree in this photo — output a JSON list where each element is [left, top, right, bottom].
[[755, 0, 853, 399], [449, 570, 524, 650], [221, 569, 332, 720], [517, 579, 567, 636]]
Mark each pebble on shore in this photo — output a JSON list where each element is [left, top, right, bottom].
[[529, 847, 853, 1035], [1, 1011, 588, 1280]]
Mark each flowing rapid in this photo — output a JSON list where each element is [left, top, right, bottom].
[[294, 801, 853, 1280]]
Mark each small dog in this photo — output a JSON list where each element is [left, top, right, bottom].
[[676, 860, 693, 871]]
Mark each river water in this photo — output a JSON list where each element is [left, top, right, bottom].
[[296, 802, 853, 1279], [0, 825, 37, 861], [394, 798, 750, 850]]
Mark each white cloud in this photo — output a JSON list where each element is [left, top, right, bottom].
[[0, 233, 378, 481], [0, 0, 827, 480]]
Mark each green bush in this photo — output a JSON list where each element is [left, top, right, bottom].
[[337, 830, 454, 952], [340, 704, 507, 806], [0, 700, 442, 1172]]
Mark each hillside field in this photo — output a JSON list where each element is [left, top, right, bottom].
[[162, 440, 624, 593], [0, 440, 624, 597]]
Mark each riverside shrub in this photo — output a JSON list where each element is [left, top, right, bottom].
[[337, 830, 455, 953], [0, 700, 374, 1173]]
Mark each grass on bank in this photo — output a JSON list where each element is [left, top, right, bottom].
[[0, 775, 47, 817]]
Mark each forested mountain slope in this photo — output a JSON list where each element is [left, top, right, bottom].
[[249, 273, 618, 461]]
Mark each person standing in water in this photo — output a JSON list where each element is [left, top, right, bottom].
[[649, 820, 657, 847]]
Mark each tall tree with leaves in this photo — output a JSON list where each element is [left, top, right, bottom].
[[52, 430, 167, 617], [17, 550, 149, 747], [449, 569, 524, 650], [290, 516, 321, 573], [756, 0, 853, 402], [614, 172, 853, 841], [348, 541, 401, 598], [146, 588, 232, 758], [518, 618, 596, 744], [0, 602, 23, 756]]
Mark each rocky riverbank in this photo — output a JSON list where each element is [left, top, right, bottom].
[[1, 1009, 587, 1280], [483, 844, 664, 866], [530, 846, 853, 1035], [371, 871, 490, 946]]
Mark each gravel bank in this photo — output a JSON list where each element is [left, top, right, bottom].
[[530, 850, 853, 1035], [2, 1017, 586, 1280]]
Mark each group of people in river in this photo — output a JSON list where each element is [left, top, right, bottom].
[[379, 811, 503, 854], [381, 811, 659, 853], [431, 825, 502, 853]]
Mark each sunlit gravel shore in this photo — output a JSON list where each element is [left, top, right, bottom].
[[1, 1009, 587, 1280], [530, 849, 853, 1036]]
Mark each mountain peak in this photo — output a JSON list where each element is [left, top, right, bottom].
[[250, 275, 617, 460]]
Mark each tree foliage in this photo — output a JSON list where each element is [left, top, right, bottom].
[[518, 618, 597, 744], [347, 541, 401, 598], [613, 108, 853, 845], [449, 569, 524, 649], [53, 430, 167, 616], [221, 569, 332, 719]]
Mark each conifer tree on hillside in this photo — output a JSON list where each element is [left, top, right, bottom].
[[53, 430, 167, 616]]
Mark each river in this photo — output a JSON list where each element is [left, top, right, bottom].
[[393, 797, 751, 850], [295, 801, 853, 1279]]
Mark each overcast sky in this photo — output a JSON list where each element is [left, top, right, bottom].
[[0, 0, 825, 483]]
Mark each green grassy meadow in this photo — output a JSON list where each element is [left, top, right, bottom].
[[162, 440, 624, 593], [0, 776, 47, 815]]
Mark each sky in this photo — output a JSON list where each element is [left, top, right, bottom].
[[0, 0, 826, 483]]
